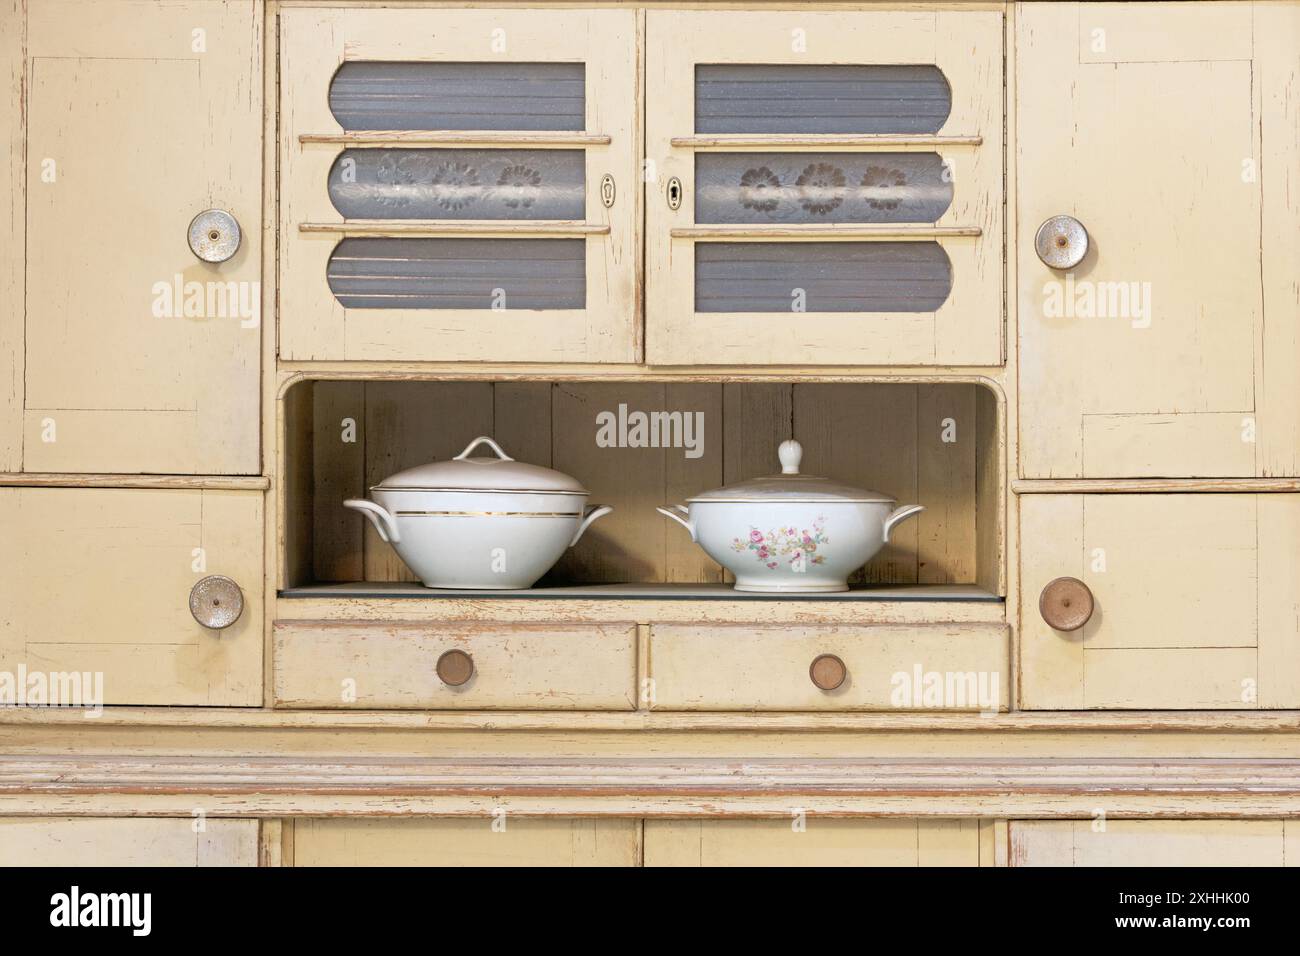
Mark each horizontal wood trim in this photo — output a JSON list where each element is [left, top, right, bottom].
[[670, 224, 981, 240], [669, 134, 983, 149], [0, 473, 270, 490], [299, 220, 610, 237], [299, 131, 612, 147], [1014, 478, 1300, 494]]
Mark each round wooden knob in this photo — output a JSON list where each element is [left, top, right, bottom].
[[809, 654, 847, 691], [189, 575, 244, 629], [1039, 576, 1094, 631], [436, 649, 475, 687]]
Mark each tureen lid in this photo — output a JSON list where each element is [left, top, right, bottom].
[[373, 436, 588, 495], [686, 440, 895, 503]]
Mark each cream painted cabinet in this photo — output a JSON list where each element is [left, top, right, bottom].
[[1019, 494, 1300, 709], [1017, 2, 1300, 478], [16, 0, 262, 474], [0, 488, 263, 706], [645, 9, 1003, 365], [0, 818, 260, 867], [278, 7, 640, 363], [645, 819, 982, 867], [292, 818, 639, 867], [1011, 820, 1300, 867]]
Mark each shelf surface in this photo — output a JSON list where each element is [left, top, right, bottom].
[[280, 582, 1002, 603]]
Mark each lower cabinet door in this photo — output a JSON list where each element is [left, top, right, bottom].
[[0, 488, 264, 706], [292, 818, 640, 867], [1010, 820, 1300, 868], [1019, 494, 1300, 709], [0, 818, 259, 867], [644, 819, 982, 867]]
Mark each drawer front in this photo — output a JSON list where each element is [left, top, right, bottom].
[[646, 9, 1003, 365], [0, 488, 264, 706], [0, 818, 259, 867], [1017, 3, 1300, 479], [1020, 494, 1300, 709], [1010, 820, 1300, 868], [647, 623, 1008, 711], [279, 8, 640, 363], [646, 819, 981, 867], [293, 818, 638, 867], [274, 621, 637, 710]]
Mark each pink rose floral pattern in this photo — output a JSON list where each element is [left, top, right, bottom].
[[731, 517, 829, 570]]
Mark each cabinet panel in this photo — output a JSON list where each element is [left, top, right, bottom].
[[1010, 820, 1298, 868], [20, 0, 261, 474], [279, 8, 640, 363], [648, 623, 1008, 712], [645, 819, 980, 867], [0, 818, 259, 867], [0, 488, 263, 706], [1017, 2, 1300, 478], [646, 9, 1003, 365], [293, 818, 638, 867], [1019, 494, 1300, 709]]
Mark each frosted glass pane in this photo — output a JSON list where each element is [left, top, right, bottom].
[[329, 149, 585, 220], [695, 64, 950, 134], [330, 62, 585, 131], [695, 242, 951, 313], [695, 153, 951, 224], [328, 238, 585, 310]]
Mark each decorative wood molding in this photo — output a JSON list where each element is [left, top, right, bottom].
[[299, 220, 609, 238], [669, 133, 983, 149], [1013, 478, 1300, 494], [299, 130, 612, 147], [0, 473, 270, 490], [669, 224, 982, 240]]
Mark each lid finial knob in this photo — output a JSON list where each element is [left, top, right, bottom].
[[778, 440, 803, 475]]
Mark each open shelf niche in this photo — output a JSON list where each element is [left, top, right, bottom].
[[281, 379, 1005, 602]]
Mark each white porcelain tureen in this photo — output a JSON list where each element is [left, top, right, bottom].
[[344, 436, 611, 589], [656, 440, 923, 593]]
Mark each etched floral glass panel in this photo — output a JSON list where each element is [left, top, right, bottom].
[[694, 64, 950, 135], [695, 242, 951, 313], [327, 238, 585, 310], [695, 152, 951, 224], [329, 62, 586, 131], [329, 149, 585, 220]]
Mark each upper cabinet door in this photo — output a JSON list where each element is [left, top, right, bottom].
[[21, 0, 262, 474], [645, 9, 1003, 366], [1017, 2, 1300, 479], [279, 8, 641, 363]]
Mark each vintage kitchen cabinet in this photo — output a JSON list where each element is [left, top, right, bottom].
[[291, 818, 640, 867], [1017, 1, 1300, 478], [1019, 493, 1300, 710], [644, 819, 983, 867], [0, 818, 260, 867], [14, 0, 262, 474], [1010, 820, 1300, 867], [645, 8, 1003, 365], [0, 488, 264, 707], [278, 7, 641, 363]]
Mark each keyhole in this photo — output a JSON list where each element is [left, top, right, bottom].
[[666, 176, 682, 211]]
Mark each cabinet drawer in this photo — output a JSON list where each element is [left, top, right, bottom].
[[293, 818, 638, 867], [0, 818, 259, 867], [0, 488, 263, 706], [647, 623, 1008, 711], [1010, 820, 1300, 868], [1020, 494, 1300, 709], [645, 819, 981, 867], [274, 621, 637, 710]]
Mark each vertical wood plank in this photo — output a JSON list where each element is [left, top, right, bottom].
[[663, 383, 724, 582], [1258, 494, 1300, 707], [313, 380, 365, 582], [916, 383, 977, 584], [974, 385, 1004, 594], [722, 383, 792, 484], [0, 0, 22, 471], [493, 382, 553, 470]]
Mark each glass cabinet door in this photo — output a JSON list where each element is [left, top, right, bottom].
[[279, 9, 640, 362], [645, 10, 1003, 366]]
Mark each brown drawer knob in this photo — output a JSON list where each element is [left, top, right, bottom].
[[809, 654, 847, 691], [1039, 576, 1094, 631], [436, 649, 475, 687], [189, 575, 244, 629]]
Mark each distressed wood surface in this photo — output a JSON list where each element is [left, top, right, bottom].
[[1010, 819, 1299, 868], [0, 817, 259, 867]]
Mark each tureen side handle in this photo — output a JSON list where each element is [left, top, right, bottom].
[[568, 504, 614, 547], [882, 504, 925, 543], [655, 504, 697, 543], [343, 499, 402, 544]]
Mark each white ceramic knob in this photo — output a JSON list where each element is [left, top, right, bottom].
[[778, 440, 803, 475]]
